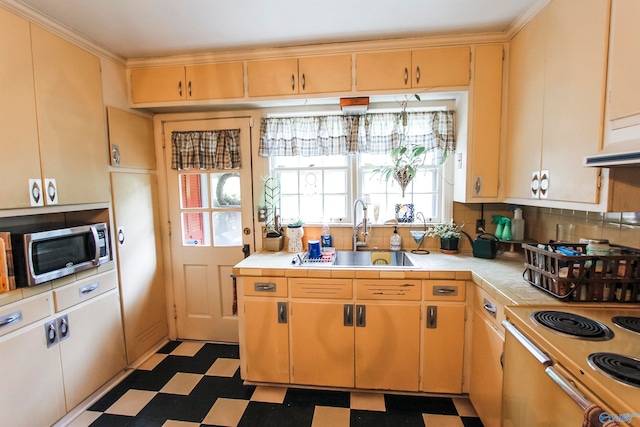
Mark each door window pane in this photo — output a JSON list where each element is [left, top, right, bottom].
[[181, 212, 211, 246], [213, 211, 242, 247], [180, 173, 209, 209], [211, 172, 241, 207]]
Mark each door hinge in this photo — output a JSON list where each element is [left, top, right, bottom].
[[167, 221, 172, 236], [597, 172, 603, 189], [173, 304, 177, 319]]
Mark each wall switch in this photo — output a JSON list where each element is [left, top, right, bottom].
[[475, 219, 485, 234]]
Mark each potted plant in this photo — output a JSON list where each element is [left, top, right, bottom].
[[373, 144, 426, 197], [261, 176, 284, 251], [427, 220, 464, 254]]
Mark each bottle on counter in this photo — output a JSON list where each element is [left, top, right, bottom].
[[321, 224, 332, 248], [511, 207, 525, 241], [390, 226, 401, 251]]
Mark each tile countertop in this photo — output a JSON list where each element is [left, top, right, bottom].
[[232, 250, 567, 308]]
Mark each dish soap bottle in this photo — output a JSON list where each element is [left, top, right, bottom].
[[511, 207, 525, 241], [321, 224, 332, 248], [390, 226, 401, 251]]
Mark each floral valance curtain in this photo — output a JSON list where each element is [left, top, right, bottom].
[[259, 111, 454, 157], [171, 130, 241, 170]]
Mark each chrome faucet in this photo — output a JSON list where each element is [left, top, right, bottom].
[[353, 198, 369, 250]]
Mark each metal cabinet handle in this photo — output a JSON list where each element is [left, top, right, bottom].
[[434, 286, 458, 296], [301, 73, 306, 90], [187, 81, 192, 97], [57, 315, 70, 341], [45, 320, 58, 348], [254, 282, 276, 292], [79, 282, 99, 297], [111, 144, 121, 166], [483, 300, 497, 315], [416, 66, 421, 84], [291, 74, 295, 90], [503, 320, 551, 366], [427, 305, 438, 329], [277, 302, 287, 324], [0, 311, 23, 329], [118, 228, 125, 245], [404, 67, 409, 85], [356, 305, 366, 327], [344, 304, 353, 326], [178, 81, 182, 97]]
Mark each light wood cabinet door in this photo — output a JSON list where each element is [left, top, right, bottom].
[[290, 301, 354, 387], [31, 24, 110, 205], [58, 290, 126, 410], [355, 51, 412, 91], [412, 46, 470, 88], [243, 299, 290, 383], [247, 58, 299, 97], [355, 303, 420, 391], [608, 0, 640, 120], [186, 62, 244, 100], [540, 0, 609, 203], [468, 45, 503, 199], [421, 304, 465, 393], [469, 309, 504, 427], [0, 9, 42, 209], [505, 9, 547, 200], [130, 66, 186, 103], [107, 107, 156, 169], [298, 54, 352, 94]]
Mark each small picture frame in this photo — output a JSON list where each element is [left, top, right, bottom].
[[395, 203, 414, 223]]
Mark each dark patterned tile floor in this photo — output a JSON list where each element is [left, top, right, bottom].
[[67, 341, 484, 427]]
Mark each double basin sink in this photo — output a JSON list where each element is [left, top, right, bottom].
[[305, 250, 415, 267]]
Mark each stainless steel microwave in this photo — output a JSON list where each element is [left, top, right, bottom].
[[11, 223, 110, 287]]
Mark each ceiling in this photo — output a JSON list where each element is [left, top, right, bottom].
[[11, 0, 539, 60]]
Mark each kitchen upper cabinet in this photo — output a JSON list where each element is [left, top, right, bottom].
[[0, 9, 45, 210], [607, 0, 640, 121], [355, 46, 470, 91], [130, 62, 244, 103], [30, 24, 110, 206], [455, 44, 504, 202], [240, 277, 289, 384], [107, 107, 156, 169], [247, 54, 352, 97], [505, 0, 610, 203]]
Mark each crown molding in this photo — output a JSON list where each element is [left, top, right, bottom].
[[504, 0, 550, 40], [0, 0, 126, 65]]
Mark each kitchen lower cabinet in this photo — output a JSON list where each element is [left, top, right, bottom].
[[0, 293, 66, 427], [290, 301, 354, 387], [355, 303, 421, 391], [421, 304, 465, 393]]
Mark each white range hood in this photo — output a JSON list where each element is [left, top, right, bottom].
[[585, 118, 640, 167]]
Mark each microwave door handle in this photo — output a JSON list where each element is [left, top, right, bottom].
[[90, 226, 100, 265]]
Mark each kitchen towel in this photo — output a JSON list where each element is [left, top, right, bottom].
[[582, 404, 620, 427]]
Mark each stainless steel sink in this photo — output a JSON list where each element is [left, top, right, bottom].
[[334, 250, 414, 267]]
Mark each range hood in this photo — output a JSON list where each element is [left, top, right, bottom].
[[585, 119, 640, 167]]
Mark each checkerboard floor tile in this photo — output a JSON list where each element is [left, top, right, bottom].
[[76, 341, 483, 427]]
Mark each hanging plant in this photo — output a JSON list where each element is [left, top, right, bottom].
[[372, 145, 426, 197]]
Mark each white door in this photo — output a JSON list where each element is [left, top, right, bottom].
[[163, 118, 254, 342]]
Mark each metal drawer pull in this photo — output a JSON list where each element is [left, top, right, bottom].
[[356, 305, 366, 327], [416, 66, 421, 83], [187, 81, 192, 97], [503, 320, 551, 366], [434, 286, 458, 296], [291, 74, 295, 90], [277, 302, 287, 324], [0, 311, 23, 328], [483, 299, 497, 318], [301, 73, 305, 90], [545, 366, 592, 410], [427, 305, 437, 329], [404, 67, 409, 85], [80, 282, 100, 297], [178, 81, 182, 97], [254, 282, 276, 292], [344, 304, 353, 327]]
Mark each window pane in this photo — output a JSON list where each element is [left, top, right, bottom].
[[300, 171, 322, 196], [280, 195, 299, 221], [412, 194, 438, 220], [213, 211, 242, 247], [179, 173, 209, 209], [211, 172, 241, 207], [299, 194, 323, 221], [279, 171, 299, 194], [325, 170, 346, 194], [181, 211, 210, 246], [325, 195, 347, 219], [412, 169, 438, 192]]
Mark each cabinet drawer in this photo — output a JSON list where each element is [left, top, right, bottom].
[[0, 292, 53, 337], [290, 278, 352, 299], [243, 277, 288, 297], [473, 285, 505, 330], [53, 270, 117, 312], [423, 280, 466, 302], [355, 279, 421, 301]]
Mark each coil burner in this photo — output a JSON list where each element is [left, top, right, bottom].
[[612, 316, 640, 335], [532, 310, 614, 341], [588, 353, 640, 388]]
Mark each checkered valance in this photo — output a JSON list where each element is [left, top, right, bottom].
[[171, 130, 241, 170], [259, 111, 454, 157]]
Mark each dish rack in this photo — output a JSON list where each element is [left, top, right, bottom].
[[522, 243, 640, 303], [300, 251, 336, 265]]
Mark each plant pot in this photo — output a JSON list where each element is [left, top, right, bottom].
[[393, 167, 415, 197], [263, 235, 284, 251], [439, 237, 459, 254]]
